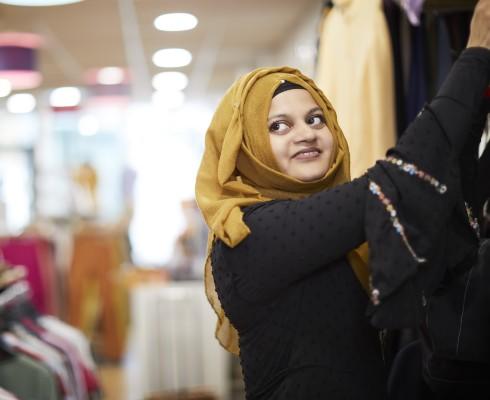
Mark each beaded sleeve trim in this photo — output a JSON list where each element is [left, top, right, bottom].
[[465, 202, 480, 239], [386, 156, 447, 194], [369, 180, 427, 265]]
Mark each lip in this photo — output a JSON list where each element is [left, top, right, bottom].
[[292, 147, 322, 159]]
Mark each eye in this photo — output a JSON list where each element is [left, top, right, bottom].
[[306, 114, 326, 127], [269, 120, 290, 134]]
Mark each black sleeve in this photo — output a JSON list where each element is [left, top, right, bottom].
[[214, 48, 490, 306], [213, 176, 368, 302]]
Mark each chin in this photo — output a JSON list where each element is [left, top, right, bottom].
[[296, 171, 326, 182], [291, 158, 330, 182]]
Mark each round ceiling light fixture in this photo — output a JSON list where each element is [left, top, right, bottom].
[[154, 13, 198, 32], [152, 71, 188, 91], [0, 0, 83, 5], [96, 67, 125, 85], [49, 86, 81, 108], [152, 48, 192, 68], [7, 93, 36, 114]]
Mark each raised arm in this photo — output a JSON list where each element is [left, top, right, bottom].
[[214, 3, 490, 305]]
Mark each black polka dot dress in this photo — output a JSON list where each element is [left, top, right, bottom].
[[211, 48, 490, 400]]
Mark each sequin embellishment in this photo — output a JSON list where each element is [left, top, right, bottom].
[[386, 156, 447, 194], [465, 202, 480, 239], [369, 180, 427, 264]]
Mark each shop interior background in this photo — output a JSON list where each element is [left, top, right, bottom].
[[0, 0, 482, 400], [0, 1, 322, 399]]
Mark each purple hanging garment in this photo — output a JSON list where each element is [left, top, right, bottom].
[[396, 0, 425, 26]]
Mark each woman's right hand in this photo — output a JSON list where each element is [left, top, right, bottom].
[[467, 0, 490, 49]]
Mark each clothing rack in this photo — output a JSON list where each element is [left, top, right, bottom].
[[0, 272, 102, 399], [424, 0, 477, 12]]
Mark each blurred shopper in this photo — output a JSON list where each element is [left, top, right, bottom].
[[195, 1, 490, 398]]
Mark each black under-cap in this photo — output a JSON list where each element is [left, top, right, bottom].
[[272, 80, 305, 98]]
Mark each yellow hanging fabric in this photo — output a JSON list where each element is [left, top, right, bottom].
[[316, 0, 396, 178]]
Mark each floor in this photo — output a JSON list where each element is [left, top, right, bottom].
[[99, 364, 126, 400], [98, 363, 245, 400]]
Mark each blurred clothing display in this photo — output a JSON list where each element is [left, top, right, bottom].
[[71, 163, 98, 219], [316, 0, 396, 178], [167, 200, 207, 280], [383, 1, 474, 136], [0, 271, 101, 400], [393, 0, 425, 25], [67, 226, 129, 361], [124, 282, 229, 400], [0, 353, 60, 400], [0, 236, 59, 316]]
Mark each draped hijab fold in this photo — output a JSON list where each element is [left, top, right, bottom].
[[195, 66, 369, 355]]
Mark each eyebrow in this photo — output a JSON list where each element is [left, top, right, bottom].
[[268, 106, 323, 122]]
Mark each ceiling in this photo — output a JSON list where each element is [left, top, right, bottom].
[[0, 0, 323, 101]]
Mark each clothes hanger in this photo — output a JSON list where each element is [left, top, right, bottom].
[[0, 281, 30, 311], [0, 282, 30, 360], [0, 265, 27, 290]]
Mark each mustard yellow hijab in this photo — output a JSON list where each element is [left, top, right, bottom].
[[195, 66, 369, 355]]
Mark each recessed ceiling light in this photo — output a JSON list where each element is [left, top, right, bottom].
[[0, 79, 12, 97], [154, 13, 198, 32], [152, 71, 188, 91], [50, 86, 81, 108], [96, 67, 125, 85], [0, 0, 83, 5], [7, 93, 36, 114], [152, 48, 192, 68]]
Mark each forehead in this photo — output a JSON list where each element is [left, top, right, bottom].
[[268, 89, 319, 116]]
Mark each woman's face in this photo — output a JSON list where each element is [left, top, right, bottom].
[[268, 89, 334, 182]]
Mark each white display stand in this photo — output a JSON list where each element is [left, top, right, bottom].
[[124, 281, 230, 400]]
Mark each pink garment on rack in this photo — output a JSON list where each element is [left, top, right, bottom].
[[0, 237, 58, 315]]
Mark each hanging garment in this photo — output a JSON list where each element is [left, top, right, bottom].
[[20, 318, 88, 400], [0, 237, 59, 315], [2, 332, 72, 398], [0, 353, 60, 400], [316, 0, 396, 178], [383, 0, 407, 137], [0, 387, 18, 400], [406, 20, 428, 124], [395, 0, 425, 25], [435, 17, 453, 91], [67, 228, 128, 361], [34, 317, 101, 397], [11, 324, 75, 399], [39, 316, 97, 372]]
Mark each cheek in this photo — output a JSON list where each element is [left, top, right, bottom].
[[269, 136, 289, 169], [323, 129, 334, 151]]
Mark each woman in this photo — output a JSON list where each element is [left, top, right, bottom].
[[195, 2, 490, 398]]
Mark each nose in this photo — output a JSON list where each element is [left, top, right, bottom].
[[293, 123, 317, 143]]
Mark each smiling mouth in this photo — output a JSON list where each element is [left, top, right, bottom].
[[293, 148, 321, 160]]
